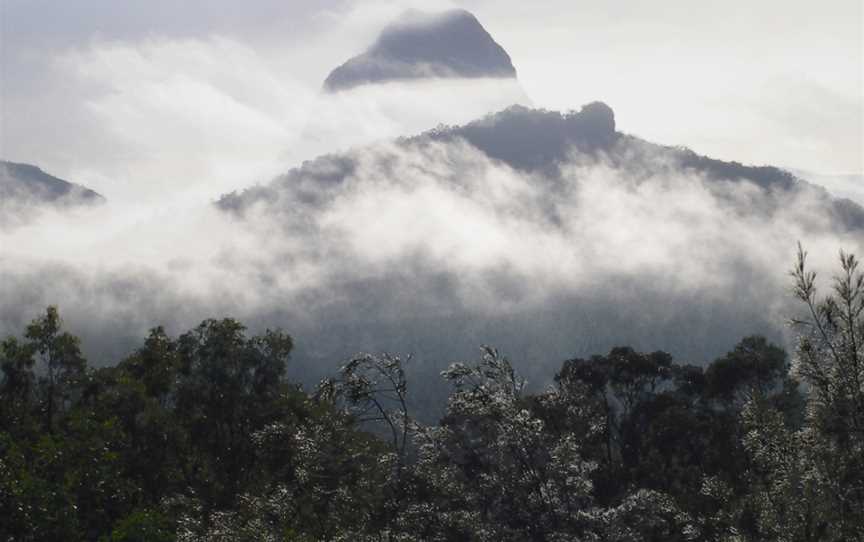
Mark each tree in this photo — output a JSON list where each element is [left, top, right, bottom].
[[787, 246, 864, 537], [791, 246, 864, 443], [555, 347, 684, 503], [0, 307, 138, 541], [404, 347, 603, 539], [320, 352, 413, 467], [25, 307, 86, 432], [173, 319, 293, 509], [704, 336, 791, 407], [735, 246, 864, 541], [0, 336, 37, 436]]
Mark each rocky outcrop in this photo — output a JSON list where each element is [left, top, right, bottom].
[[324, 9, 517, 92]]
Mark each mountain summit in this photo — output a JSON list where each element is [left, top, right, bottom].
[[323, 9, 517, 92]]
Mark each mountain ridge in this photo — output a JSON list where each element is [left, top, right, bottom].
[[219, 102, 864, 233], [1, 161, 104, 204], [1, 160, 105, 228]]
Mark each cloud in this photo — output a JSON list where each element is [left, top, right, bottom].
[[4, 0, 861, 178], [461, 0, 863, 173], [3, 33, 529, 209], [2, 126, 861, 391], [792, 171, 864, 207], [1, 2, 861, 393]]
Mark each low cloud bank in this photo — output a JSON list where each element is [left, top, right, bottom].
[[2, 116, 861, 388], [2, 32, 860, 389]]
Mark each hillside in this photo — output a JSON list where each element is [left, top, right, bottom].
[[1, 161, 104, 228]]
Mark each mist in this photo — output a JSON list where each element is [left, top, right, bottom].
[[3, 124, 861, 390], [2, 1, 862, 390]]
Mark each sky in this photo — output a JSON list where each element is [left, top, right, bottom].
[[1, 0, 862, 194], [0, 0, 862, 376]]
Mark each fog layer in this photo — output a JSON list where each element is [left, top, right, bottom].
[[2, 103, 861, 386]]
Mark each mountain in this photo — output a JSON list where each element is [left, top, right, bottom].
[[6, 103, 860, 400], [323, 9, 517, 92], [214, 101, 863, 387], [1, 161, 104, 226], [218, 102, 618, 211], [1, 161, 103, 204], [220, 102, 864, 232]]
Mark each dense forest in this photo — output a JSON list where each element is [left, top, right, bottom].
[[1, 247, 862, 541]]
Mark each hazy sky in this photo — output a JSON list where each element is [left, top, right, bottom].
[[1, 0, 861, 189]]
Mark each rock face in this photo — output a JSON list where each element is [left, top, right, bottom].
[[323, 9, 517, 92]]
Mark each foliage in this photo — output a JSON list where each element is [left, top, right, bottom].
[[728, 246, 864, 541], [0, 250, 859, 540]]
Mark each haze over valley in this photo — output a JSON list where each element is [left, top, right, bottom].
[[1, 2, 862, 385]]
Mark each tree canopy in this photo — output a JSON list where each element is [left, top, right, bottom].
[[1, 248, 861, 540]]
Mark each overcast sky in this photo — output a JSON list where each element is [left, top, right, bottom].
[[1, 0, 862, 196]]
